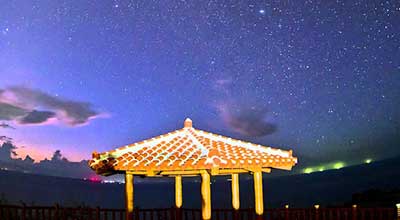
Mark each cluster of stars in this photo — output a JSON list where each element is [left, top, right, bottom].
[[0, 0, 399, 165]]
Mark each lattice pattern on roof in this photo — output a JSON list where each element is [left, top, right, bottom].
[[89, 118, 297, 176]]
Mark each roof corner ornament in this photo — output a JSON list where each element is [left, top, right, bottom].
[[92, 151, 100, 159], [184, 118, 193, 128]]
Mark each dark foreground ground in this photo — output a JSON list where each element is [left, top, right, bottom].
[[0, 156, 399, 209]]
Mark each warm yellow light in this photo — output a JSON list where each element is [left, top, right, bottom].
[[304, 168, 313, 174], [285, 204, 289, 209], [365, 159, 372, 164], [314, 204, 320, 209], [175, 176, 182, 208], [396, 203, 400, 208], [333, 162, 345, 169]]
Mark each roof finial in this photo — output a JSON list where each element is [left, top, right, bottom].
[[184, 118, 193, 128]]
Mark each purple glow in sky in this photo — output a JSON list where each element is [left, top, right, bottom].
[[0, 0, 399, 167]]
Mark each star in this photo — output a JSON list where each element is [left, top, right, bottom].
[[0, 0, 399, 174], [2, 27, 9, 35]]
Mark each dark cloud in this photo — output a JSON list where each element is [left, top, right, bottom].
[[212, 78, 278, 137], [0, 86, 102, 126], [0, 136, 12, 142], [0, 122, 15, 129], [218, 103, 277, 137], [19, 110, 56, 124], [0, 102, 27, 120], [0, 142, 94, 179]]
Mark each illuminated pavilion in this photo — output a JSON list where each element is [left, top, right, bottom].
[[89, 118, 297, 220]]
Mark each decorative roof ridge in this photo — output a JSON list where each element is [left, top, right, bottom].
[[184, 127, 209, 157], [192, 128, 292, 158], [103, 128, 186, 158]]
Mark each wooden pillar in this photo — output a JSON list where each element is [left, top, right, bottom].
[[231, 173, 240, 210], [314, 204, 320, 220], [201, 171, 211, 220], [253, 171, 264, 216], [175, 175, 183, 208], [125, 173, 134, 220], [351, 205, 357, 220], [285, 204, 289, 220], [396, 203, 400, 220]]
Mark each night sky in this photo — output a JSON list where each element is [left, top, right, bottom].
[[0, 1, 399, 170]]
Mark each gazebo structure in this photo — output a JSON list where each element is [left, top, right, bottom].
[[89, 118, 297, 220]]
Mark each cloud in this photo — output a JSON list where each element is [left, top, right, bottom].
[[0, 86, 102, 126], [217, 102, 277, 137], [0, 122, 15, 129], [0, 142, 95, 179], [0, 136, 12, 142], [19, 110, 56, 124], [0, 102, 28, 120], [212, 78, 277, 137]]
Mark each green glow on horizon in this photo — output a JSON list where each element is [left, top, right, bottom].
[[333, 162, 345, 169], [303, 161, 348, 174], [301, 158, 379, 174], [365, 158, 372, 164], [302, 158, 354, 174], [304, 168, 314, 174]]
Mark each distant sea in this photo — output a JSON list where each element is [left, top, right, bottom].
[[1, 156, 399, 208]]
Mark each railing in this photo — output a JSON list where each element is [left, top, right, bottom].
[[0, 204, 397, 220]]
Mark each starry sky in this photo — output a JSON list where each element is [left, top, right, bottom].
[[0, 0, 399, 169]]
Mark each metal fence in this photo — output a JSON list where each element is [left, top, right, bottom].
[[0, 204, 397, 220]]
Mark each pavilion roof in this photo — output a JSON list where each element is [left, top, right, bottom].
[[89, 118, 297, 176]]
